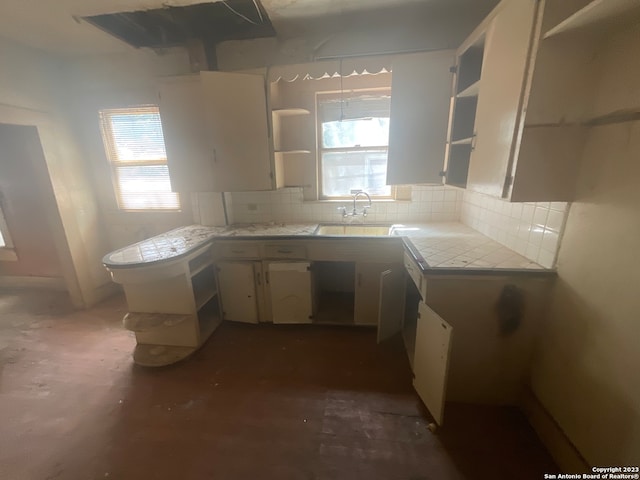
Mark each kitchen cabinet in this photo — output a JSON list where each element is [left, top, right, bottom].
[[267, 261, 313, 324], [413, 301, 453, 426], [200, 71, 273, 192], [158, 70, 277, 193], [216, 261, 260, 324], [158, 75, 214, 193], [387, 50, 455, 185], [106, 244, 222, 367], [463, 0, 538, 197], [402, 267, 553, 406], [354, 262, 403, 329]]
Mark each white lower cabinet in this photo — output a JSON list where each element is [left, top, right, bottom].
[[355, 263, 405, 331], [413, 301, 453, 426], [267, 262, 313, 324], [216, 261, 260, 324]]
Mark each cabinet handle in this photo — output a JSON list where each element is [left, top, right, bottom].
[[213, 148, 218, 163], [256, 272, 261, 286], [231, 249, 244, 254], [471, 133, 477, 151], [276, 249, 293, 254]]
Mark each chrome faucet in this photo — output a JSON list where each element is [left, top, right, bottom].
[[351, 190, 372, 217]]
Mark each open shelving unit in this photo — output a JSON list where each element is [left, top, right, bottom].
[[445, 35, 485, 188]]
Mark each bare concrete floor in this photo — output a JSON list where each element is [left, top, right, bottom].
[[0, 288, 557, 480]]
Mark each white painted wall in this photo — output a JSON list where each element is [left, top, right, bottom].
[[0, 37, 114, 307], [530, 24, 640, 465], [59, 48, 195, 249]]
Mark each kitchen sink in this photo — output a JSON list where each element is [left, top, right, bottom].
[[314, 224, 393, 236]]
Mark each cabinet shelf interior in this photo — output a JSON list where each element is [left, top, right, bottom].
[[456, 80, 480, 98], [544, 0, 640, 39], [272, 108, 311, 117]]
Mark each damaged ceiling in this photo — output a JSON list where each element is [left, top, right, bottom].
[[0, 0, 499, 56]]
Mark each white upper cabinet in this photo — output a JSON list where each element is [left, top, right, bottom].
[[201, 71, 273, 192], [387, 50, 455, 185], [159, 75, 215, 193], [465, 0, 539, 198]]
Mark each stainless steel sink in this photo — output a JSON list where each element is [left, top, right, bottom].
[[314, 224, 393, 236]]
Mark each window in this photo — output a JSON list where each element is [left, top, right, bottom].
[[318, 90, 392, 198], [99, 106, 180, 211]]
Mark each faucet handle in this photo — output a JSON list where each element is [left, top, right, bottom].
[[337, 206, 348, 217], [362, 205, 370, 217]]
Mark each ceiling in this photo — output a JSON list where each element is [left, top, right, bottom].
[[0, 0, 498, 56]]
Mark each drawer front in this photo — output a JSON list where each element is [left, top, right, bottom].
[[404, 251, 424, 296], [218, 243, 260, 259], [263, 244, 307, 259]]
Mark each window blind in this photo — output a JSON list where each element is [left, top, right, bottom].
[[99, 106, 180, 211], [319, 94, 391, 122]]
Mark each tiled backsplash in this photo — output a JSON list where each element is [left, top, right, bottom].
[[191, 186, 568, 269], [229, 186, 463, 224], [460, 190, 569, 268]]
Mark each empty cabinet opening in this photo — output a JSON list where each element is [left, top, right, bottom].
[[446, 144, 472, 188], [402, 277, 422, 370], [313, 261, 355, 325], [456, 39, 485, 94]]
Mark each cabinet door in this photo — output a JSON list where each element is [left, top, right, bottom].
[[268, 262, 313, 324], [158, 76, 215, 192], [377, 268, 405, 343], [354, 262, 390, 326], [413, 302, 453, 426], [200, 71, 273, 192], [466, 0, 539, 197], [217, 262, 259, 323], [387, 50, 455, 185]]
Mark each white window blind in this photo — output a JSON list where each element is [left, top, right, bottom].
[[318, 91, 392, 198], [99, 106, 180, 211]]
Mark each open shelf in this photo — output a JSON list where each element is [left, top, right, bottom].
[[192, 265, 218, 311], [272, 108, 310, 117], [450, 137, 474, 146], [456, 80, 480, 98], [583, 108, 640, 126], [445, 144, 472, 188], [198, 297, 222, 343], [189, 250, 214, 277], [450, 96, 478, 143], [544, 0, 640, 39], [456, 40, 485, 94], [274, 150, 311, 155]]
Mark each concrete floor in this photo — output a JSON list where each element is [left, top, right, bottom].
[[0, 288, 557, 480]]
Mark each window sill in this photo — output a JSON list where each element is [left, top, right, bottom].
[[0, 248, 18, 262]]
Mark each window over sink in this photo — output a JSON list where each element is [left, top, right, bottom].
[[318, 90, 392, 199]]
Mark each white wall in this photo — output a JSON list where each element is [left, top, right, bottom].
[[529, 24, 640, 466], [59, 48, 195, 249], [0, 36, 114, 306]]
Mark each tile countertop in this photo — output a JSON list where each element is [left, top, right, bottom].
[[103, 222, 546, 272], [102, 223, 318, 268], [394, 223, 544, 271]]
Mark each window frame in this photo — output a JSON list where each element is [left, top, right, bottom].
[[98, 105, 181, 212], [316, 88, 394, 200]]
